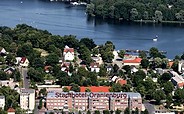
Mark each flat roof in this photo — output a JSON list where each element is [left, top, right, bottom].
[[20, 88, 35, 94], [47, 91, 141, 99], [0, 96, 5, 99]]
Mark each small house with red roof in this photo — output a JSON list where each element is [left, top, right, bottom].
[[90, 62, 100, 73], [20, 57, 29, 67], [61, 62, 71, 72], [123, 57, 142, 66], [7, 107, 15, 114], [116, 79, 127, 86], [15, 57, 29, 67], [63, 45, 74, 61]]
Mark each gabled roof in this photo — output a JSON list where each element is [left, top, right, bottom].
[[20, 57, 27, 63], [80, 86, 110, 92], [123, 57, 142, 63], [116, 79, 127, 86], [7, 107, 15, 112]]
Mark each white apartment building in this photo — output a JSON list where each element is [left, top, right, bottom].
[[20, 89, 35, 113], [0, 96, 5, 109]]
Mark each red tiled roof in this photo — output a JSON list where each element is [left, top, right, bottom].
[[80, 86, 110, 92], [20, 57, 27, 63], [123, 57, 142, 63], [116, 79, 127, 86], [44, 66, 52, 71], [64, 48, 74, 53], [178, 82, 184, 88], [65, 86, 110, 92], [7, 107, 15, 112]]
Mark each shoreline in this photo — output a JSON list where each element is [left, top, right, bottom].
[[134, 20, 184, 24]]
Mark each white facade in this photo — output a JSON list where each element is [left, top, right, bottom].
[[91, 67, 100, 73], [20, 58, 29, 67], [0, 96, 5, 109], [20, 89, 35, 113], [63, 46, 74, 61], [64, 52, 74, 61]]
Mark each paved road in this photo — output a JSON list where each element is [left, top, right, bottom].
[[144, 101, 155, 114], [21, 67, 30, 89]]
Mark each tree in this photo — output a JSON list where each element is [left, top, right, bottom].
[[163, 81, 174, 94], [85, 88, 91, 92], [63, 87, 69, 92], [70, 83, 80, 92], [154, 10, 163, 22], [87, 110, 91, 114], [135, 107, 139, 114], [159, 73, 172, 84], [149, 47, 160, 58], [174, 88, 184, 103], [6, 54, 16, 65], [124, 107, 130, 114], [141, 58, 149, 69], [17, 42, 33, 57], [39, 88, 47, 96], [86, 3, 95, 16], [46, 53, 59, 66], [115, 109, 121, 114], [94, 110, 100, 114], [130, 8, 138, 20], [103, 110, 110, 114], [99, 65, 107, 77], [109, 83, 122, 92], [143, 109, 149, 114], [38, 99, 43, 109], [79, 111, 82, 114], [69, 63, 74, 73], [143, 11, 149, 20], [153, 90, 166, 104], [113, 64, 119, 73], [139, 51, 147, 59], [118, 50, 125, 58], [80, 38, 96, 50]]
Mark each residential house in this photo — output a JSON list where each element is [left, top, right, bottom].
[[0, 47, 6, 56], [63, 45, 74, 61], [44, 66, 52, 73], [7, 107, 15, 114], [170, 71, 184, 88], [0, 78, 19, 89], [20, 57, 29, 67], [91, 56, 103, 65], [0, 96, 5, 109], [15, 57, 29, 67], [90, 62, 100, 73], [4, 67, 15, 74], [123, 57, 142, 66], [116, 79, 127, 86]]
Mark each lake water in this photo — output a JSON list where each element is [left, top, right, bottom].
[[0, 0, 184, 59]]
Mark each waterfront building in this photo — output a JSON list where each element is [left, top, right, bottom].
[[20, 89, 35, 113], [46, 91, 142, 111]]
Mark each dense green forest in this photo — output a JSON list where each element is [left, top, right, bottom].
[[86, 0, 184, 22]]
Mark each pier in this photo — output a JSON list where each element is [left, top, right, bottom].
[[124, 49, 167, 54]]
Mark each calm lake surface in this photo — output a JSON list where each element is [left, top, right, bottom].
[[0, 0, 184, 58]]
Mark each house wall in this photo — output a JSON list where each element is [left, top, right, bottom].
[[0, 96, 5, 109], [64, 52, 74, 61]]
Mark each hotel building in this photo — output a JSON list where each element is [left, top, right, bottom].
[[20, 89, 35, 113], [46, 91, 142, 111]]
